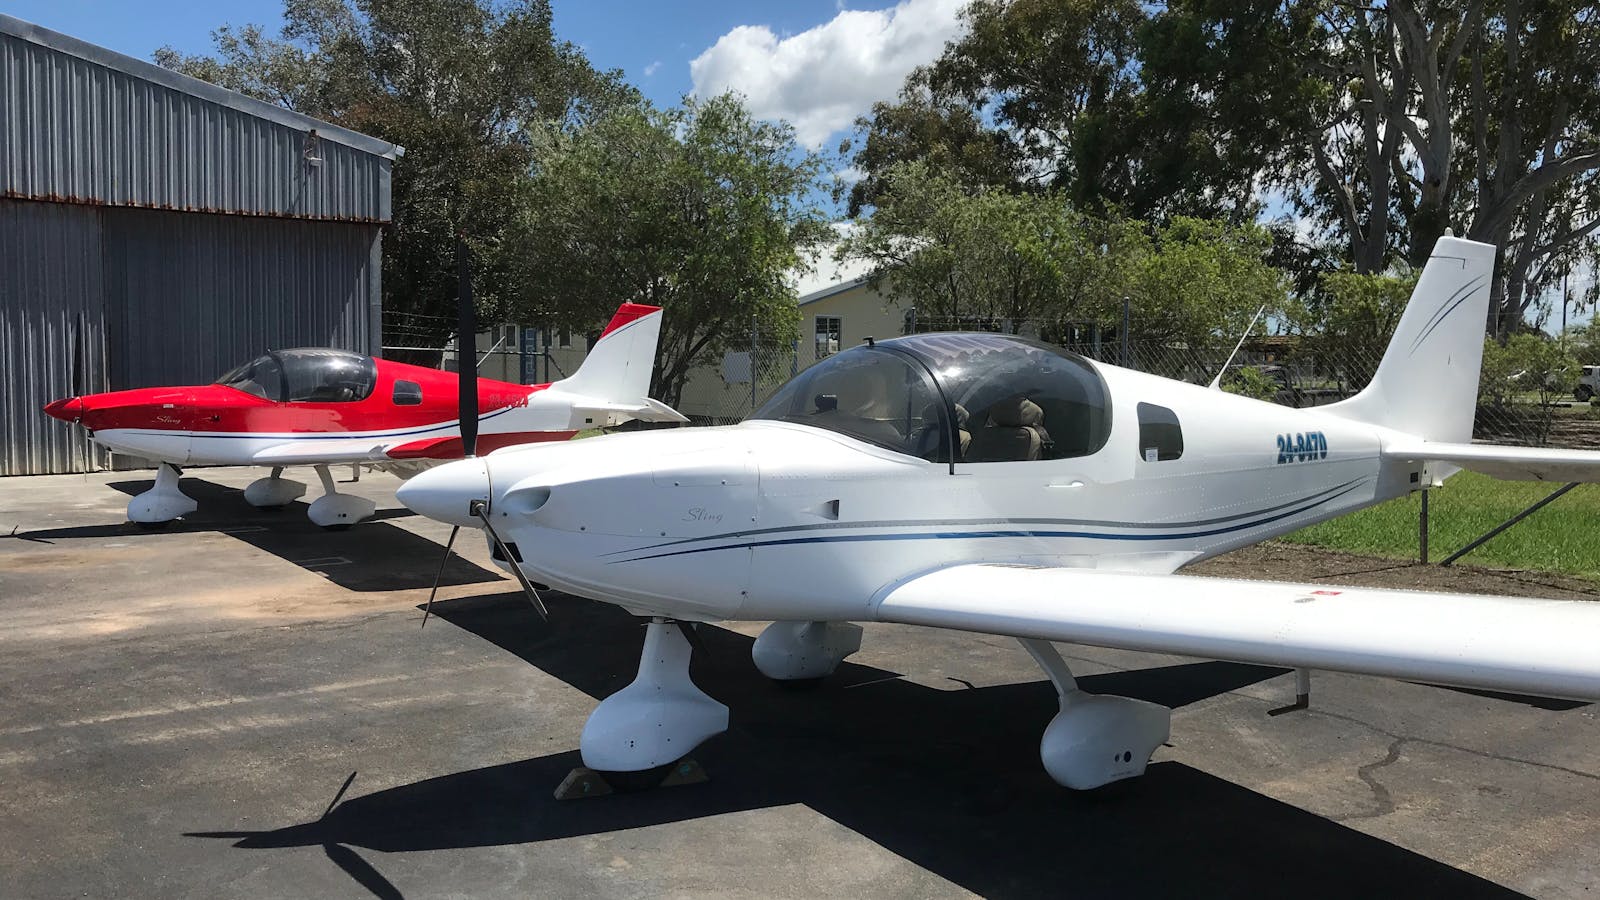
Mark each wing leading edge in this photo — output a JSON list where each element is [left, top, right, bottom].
[[874, 565, 1600, 701]]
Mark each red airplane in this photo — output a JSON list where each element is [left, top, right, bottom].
[[43, 303, 684, 528]]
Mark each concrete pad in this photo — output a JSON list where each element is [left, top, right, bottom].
[[1, 468, 1596, 898]]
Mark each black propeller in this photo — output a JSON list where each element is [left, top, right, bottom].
[[456, 237, 479, 459], [422, 237, 548, 626]]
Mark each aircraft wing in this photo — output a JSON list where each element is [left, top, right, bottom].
[[251, 440, 396, 465], [873, 565, 1600, 701], [1383, 438, 1600, 482]]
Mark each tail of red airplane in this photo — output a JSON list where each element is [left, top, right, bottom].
[[549, 304, 686, 424]]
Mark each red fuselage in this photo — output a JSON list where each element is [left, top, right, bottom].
[[44, 356, 574, 464]]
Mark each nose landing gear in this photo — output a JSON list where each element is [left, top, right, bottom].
[[558, 618, 729, 799], [127, 463, 197, 526]]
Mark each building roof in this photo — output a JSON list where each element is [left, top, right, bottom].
[[0, 14, 400, 160], [791, 233, 876, 306]]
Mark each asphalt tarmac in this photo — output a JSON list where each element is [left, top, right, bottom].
[[1, 468, 1597, 898]]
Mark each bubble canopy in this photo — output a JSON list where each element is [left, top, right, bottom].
[[216, 348, 379, 403], [752, 333, 1112, 463]]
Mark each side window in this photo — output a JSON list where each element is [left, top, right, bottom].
[[1137, 403, 1183, 461], [815, 316, 841, 358], [393, 380, 423, 406]]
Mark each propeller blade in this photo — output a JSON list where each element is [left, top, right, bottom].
[[456, 237, 480, 459], [321, 770, 358, 820], [471, 500, 549, 620], [421, 524, 461, 629]]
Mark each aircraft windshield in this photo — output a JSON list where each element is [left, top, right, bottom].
[[752, 346, 951, 459], [752, 333, 1111, 463], [216, 349, 378, 403]]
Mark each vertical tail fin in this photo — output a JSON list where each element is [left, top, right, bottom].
[[555, 303, 663, 401], [1323, 236, 1496, 442], [547, 303, 685, 423]]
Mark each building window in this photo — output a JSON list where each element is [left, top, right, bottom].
[[559, 326, 572, 349], [1137, 402, 1183, 461], [815, 316, 841, 358]]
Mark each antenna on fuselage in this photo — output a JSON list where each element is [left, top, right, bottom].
[[1207, 303, 1269, 391]]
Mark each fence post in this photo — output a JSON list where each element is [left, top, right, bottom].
[[1419, 489, 1429, 564], [750, 314, 759, 411], [1121, 296, 1131, 369]]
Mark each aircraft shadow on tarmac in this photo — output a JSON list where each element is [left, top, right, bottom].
[[11, 477, 501, 593], [188, 592, 1519, 899]]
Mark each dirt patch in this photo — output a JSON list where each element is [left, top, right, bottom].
[[1191, 541, 1600, 602]]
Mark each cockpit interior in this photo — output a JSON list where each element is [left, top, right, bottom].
[[752, 333, 1113, 463], [216, 349, 379, 403]]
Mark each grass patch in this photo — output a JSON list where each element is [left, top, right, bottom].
[[1284, 471, 1600, 580]]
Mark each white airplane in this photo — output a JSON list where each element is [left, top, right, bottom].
[[399, 236, 1600, 792], [44, 304, 685, 529]]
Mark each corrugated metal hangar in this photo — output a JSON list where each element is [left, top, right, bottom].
[[0, 14, 400, 475]]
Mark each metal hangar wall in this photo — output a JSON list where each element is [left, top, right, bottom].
[[0, 14, 400, 475]]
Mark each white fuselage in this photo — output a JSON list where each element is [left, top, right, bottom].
[[423, 363, 1415, 623]]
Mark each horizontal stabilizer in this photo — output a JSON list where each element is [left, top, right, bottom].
[[570, 396, 689, 425], [1383, 438, 1600, 482], [875, 565, 1600, 701]]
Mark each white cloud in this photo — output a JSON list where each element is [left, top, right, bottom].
[[689, 0, 966, 148], [643, 60, 661, 77]]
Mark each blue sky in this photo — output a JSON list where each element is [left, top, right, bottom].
[[4, 0, 965, 152]]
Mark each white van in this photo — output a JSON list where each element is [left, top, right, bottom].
[[1576, 365, 1600, 402]]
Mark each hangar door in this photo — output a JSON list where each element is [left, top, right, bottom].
[[0, 199, 109, 476]]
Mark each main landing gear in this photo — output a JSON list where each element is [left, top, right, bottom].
[[752, 620, 863, 685], [556, 624, 1167, 796], [243, 467, 307, 509], [128, 462, 198, 526], [306, 464, 375, 529], [557, 619, 729, 799], [1020, 638, 1171, 790]]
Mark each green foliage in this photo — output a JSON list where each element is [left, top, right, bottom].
[[1288, 270, 1416, 389], [1221, 366, 1280, 402], [849, 0, 1291, 223], [852, 0, 1600, 332], [158, 0, 635, 339], [843, 165, 1282, 346], [512, 94, 829, 406], [1285, 473, 1600, 581], [1122, 216, 1286, 346], [840, 163, 1115, 329], [1565, 323, 1600, 367], [1479, 332, 1580, 445]]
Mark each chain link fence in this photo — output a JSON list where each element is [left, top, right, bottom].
[[381, 311, 581, 386]]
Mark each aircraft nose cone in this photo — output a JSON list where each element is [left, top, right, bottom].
[[397, 457, 491, 528], [42, 397, 86, 423]]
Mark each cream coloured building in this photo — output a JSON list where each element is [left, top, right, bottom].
[[464, 250, 910, 422]]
